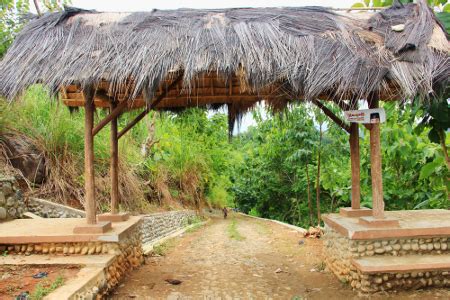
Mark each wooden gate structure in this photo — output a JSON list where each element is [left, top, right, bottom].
[[0, 0, 448, 232]]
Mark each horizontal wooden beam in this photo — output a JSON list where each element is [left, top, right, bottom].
[[157, 95, 270, 106], [62, 98, 146, 108], [62, 93, 270, 108], [92, 100, 128, 136]]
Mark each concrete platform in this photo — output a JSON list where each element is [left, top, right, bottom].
[[339, 207, 373, 217], [358, 216, 400, 228], [97, 212, 130, 222], [323, 209, 450, 240], [353, 254, 450, 274], [0, 216, 142, 244], [73, 221, 112, 234]]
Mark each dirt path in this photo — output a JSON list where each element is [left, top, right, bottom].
[[111, 214, 450, 299]]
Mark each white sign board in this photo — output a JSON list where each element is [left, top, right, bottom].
[[344, 108, 386, 124]]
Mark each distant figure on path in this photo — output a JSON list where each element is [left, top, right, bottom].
[[223, 207, 228, 219]]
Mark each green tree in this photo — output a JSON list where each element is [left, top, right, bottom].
[[1, 0, 69, 57]]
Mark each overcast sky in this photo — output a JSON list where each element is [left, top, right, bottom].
[[69, 0, 356, 11]]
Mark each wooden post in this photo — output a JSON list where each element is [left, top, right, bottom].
[[84, 88, 97, 224], [349, 122, 361, 209], [110, 102, 119, 215], [369, 98, 384, 219]]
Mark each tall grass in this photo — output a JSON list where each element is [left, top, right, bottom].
[[0, 86, 236, 211], [0, 86, 147, 210], [137, 109, 235, 209]]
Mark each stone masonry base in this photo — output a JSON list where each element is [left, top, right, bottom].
[[323, 225, 450, 293]]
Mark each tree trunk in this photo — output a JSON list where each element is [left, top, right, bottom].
[[316, 123, 322, 226], [438, 129, 450, 170], [330, 195, 335, 212], [438, 129, 450, 199], [306, 161, 313, 226], [33, 0, 42, 16]]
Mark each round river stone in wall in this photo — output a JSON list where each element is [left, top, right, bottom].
[[8, 207, 17, 218], [0, 207, 7, 220], [0, 192, 5, 205], [2, 182, 12, 195], [6, 197, 16, 207]]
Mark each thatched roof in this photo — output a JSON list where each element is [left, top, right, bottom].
[[0, 0, 448, 111]]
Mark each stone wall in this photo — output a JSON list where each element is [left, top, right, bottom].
[[141, 210, 197, 245], [66, 221, 144, 299], [26, 197, 85, 218], [323, 225, 450, 293], [0, 174, 85, 220], [358, 270, 450, 292], [0, 176, 25, 220]]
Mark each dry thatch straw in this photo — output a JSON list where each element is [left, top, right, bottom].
[[0, 0, 448, 110]]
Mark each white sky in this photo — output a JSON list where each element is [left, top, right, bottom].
[[69, 0, 356, 11]]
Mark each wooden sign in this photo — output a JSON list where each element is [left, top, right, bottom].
[[344, 108, 386, 124]]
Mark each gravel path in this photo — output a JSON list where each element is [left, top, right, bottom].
[[111, 213, 450, 299]]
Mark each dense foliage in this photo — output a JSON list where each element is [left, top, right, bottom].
[[232, 102, 449, 228], [1, 0, 69, 57]]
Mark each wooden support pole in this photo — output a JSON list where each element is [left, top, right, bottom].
[[349, 122, 361, 209], [312, 99, 351, 133], [314, 99, 364, 213], [369, 97, 385, 219], [110, 102, 119, 215], [84, 88, 97, 225], [92, 100, 128, 136], [118, 109, 149, 139]]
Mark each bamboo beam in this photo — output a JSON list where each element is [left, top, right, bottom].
[[110, 102, 119, 214], [369, 97, 385, 219], [92, 100, 128, 136], [312, 99, 351, 133], [83, 87, 97, 225]]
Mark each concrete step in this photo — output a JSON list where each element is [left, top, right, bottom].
[[353, 254, 450, 274]]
